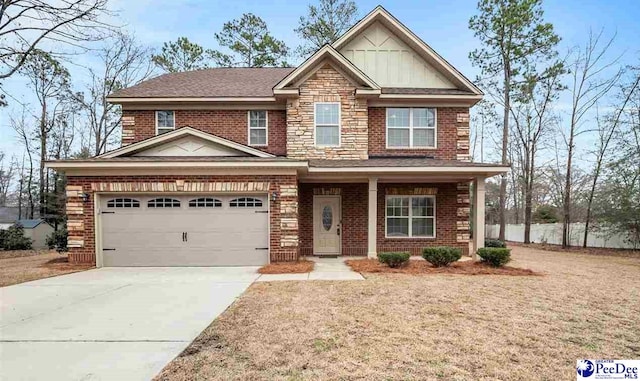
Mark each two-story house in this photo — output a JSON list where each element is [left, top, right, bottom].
[[47, 6, 508, 267]]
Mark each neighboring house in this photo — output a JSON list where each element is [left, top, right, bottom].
[[0, 219, 54, 249], [46, 6, 508, 267]]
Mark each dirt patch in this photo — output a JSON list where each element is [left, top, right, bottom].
[[509, 241, 640, 258], [258, 260, 314, 274], [0, 250, 93, 287], [345, 258, 541, 276], [154, 246, 640, 381]]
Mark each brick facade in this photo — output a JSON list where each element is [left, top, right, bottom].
[[286, 64, 368, 160], [122, 109, 287, 156], [65, 175, 298, 264], [368, 107, 470, 161], [298, 182, 469, 257]]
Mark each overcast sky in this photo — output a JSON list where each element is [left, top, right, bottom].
[[1, 0, 639, 164]]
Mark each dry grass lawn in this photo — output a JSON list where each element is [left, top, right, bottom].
[[155, 246, 640, 381], [0, 250, 93, 287], [346, 258, 541, 276], [258, 260, 314, 274]]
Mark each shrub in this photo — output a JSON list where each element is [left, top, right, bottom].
[[485, 239, 506, 248], [47, 227, 68, 253], [477, 248, 511, 267], [378, 251, 410, 268], [422, 246, 462, 267], [2, 223, 32, 250]]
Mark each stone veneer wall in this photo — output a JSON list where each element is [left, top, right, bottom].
[[65, 175, 299, 264], [286, 64, 368, 160]]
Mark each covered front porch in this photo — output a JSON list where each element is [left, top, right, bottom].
[[297, 159, 509, 260]]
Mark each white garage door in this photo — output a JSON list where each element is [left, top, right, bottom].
[[100, 195, 269, 266]]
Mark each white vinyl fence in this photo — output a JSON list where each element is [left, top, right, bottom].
[[485, 223, 637, 249]]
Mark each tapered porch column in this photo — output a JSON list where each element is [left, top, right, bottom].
[[472, 176, 486, 260], [368, 177, 378, 259]]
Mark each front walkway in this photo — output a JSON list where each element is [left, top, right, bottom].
[[256, 256, 365, 282]]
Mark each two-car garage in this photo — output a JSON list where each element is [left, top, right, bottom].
[[99, 194, 269, 267]]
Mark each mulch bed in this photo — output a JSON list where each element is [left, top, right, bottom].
[[508, 241, 640, 258], [345, 258, 541, 276], [258, 260, 315, 274]]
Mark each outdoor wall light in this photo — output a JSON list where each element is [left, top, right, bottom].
[[79, 192, 90, 202], [271, 192, 278, 202]]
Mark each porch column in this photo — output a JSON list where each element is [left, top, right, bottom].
[[472, 176, 486, 260], [368, 177, 378, 259]]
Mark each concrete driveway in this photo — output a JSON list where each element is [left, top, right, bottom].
[[0, 267, 260, 381]]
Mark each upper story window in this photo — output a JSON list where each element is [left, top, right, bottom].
[[386, 108, 436, 148], [156, 110, 175, 135], [314, 102, 340, 147], [248, 110, 268, 146]]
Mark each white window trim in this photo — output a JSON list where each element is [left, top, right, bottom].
[[247, 110, 268, 146], [385, 108, 437, 149], [314, 102, 341, 148], [155, 110, 175, 135], [384, 195, 436, 239]]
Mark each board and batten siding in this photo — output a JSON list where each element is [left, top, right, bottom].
[[339, 21, 456, 88]]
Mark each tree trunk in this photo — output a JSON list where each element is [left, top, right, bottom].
[[524, 150, 535, 244], [38, 103, 47, 219], [499, 70, 510, 241], [562, 133, 574, 248]]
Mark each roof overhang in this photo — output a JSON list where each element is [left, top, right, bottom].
[[332, 6, 483, 96], [98, 127, 275, 159], [106, 97, 278, 104], [273, 45, 381, 94]]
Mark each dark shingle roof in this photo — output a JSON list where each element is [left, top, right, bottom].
[[109, 67, 295, 98]]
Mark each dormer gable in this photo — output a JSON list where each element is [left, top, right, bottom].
[[333, 6, 482, 95]]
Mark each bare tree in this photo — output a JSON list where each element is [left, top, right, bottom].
[[511, 63, 565, 242], [18, 49, 70, 218], [561, 30, 623, 247], [0, 151, 16, 206], [11, 110, 35, 219], [72, 32, 153, 155], [0, 0, 111, 81]]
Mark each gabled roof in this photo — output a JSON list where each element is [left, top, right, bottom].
[[98, 127, 275, 158], [273, 45, 381, 95], [332, 6, 482, 96]]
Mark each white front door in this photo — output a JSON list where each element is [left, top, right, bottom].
[[313, 195, 341, 255]]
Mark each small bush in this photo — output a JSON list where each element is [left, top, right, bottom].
[[2, 223, 32, 250], [47, 227, 68, 253], [422, 246, 462, 267], [477, 248, 511, 267], [485, 239, 506, 248], [378, 251, 410, 268]]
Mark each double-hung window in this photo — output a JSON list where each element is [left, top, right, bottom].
[[248, 110, 268, 146], [156, 110, 175, 135], [386, 196, 436, 238], [315, 102, 340, 147], [386, 108, 436, 148]]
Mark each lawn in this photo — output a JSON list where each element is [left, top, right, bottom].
[[0, 250, 93, 287], [155, 246, 640, 381]]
